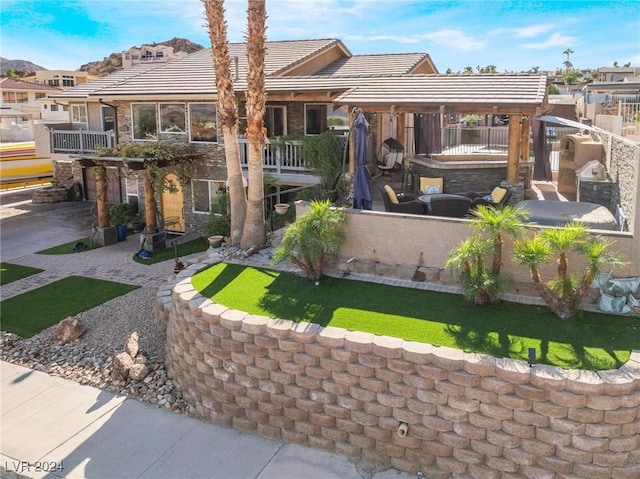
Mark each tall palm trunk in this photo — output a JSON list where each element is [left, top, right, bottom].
[[240, 0, 267, 249], [203, 0, 247, 246], [143, 170, 158, 234], [491, 236, 503, 275], [95, 166, 109, 228]]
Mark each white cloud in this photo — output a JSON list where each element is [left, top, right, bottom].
[[423, 29, 485, 53], [490, 24, 554, 39], [522, 33, 578, 50]]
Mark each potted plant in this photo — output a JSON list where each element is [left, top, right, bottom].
[[204, 193, 231, 247], [109, 203, 136, 242], [301, 132, 344, 202]]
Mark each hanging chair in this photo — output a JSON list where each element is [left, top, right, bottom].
[[377, 137, 404, 174]]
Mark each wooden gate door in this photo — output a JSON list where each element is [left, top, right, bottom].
[[160, 173, 185, 233]]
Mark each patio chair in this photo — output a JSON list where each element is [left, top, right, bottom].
[[466, 186, 512, 209], [415, 176, 444, 196], [379, 184, 424, 214]]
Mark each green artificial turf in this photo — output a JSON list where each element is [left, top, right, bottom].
[[0, 263, 44, 286], [133, 237, 208, 265], [1, 276, 138, 338], [192, 263, 639, 371], [36, 237, 101, 255]]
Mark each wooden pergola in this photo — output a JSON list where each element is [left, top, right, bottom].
[[333, 74, 551, 184]]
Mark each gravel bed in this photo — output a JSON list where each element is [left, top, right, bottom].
[[0, 287, 193, 415]]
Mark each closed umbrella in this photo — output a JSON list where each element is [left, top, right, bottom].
[[352, 111, 372, 210]]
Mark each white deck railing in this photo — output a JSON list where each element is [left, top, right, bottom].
[[50, 130, 115, 153], [238, 138, 306, 172]]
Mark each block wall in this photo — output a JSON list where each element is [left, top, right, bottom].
[[160, 267, 640, 479]]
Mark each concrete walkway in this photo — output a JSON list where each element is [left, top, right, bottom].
[[0, 362, 409, 479]]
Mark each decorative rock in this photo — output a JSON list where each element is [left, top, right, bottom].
[[129, 363, 150, 381], [124, 332, 139, 359], [112, 352, 134, 380], [56, 316, 87, 343], [135, 354, 148, 365]]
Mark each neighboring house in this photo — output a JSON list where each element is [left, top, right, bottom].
[[44, 38, 548, 236], [121, 44, 188, 69], [25, 70, 98, 89], [595, 66, 640, 83], [0, 77, 64, 121]]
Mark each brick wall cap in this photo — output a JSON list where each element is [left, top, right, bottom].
[[345, 330, 375, 345], [598, 369, 637, 384], [463, 352, 496, 368], [402, 341, 434, 356], [616, 363, 640, 380], [178, 289, 200, 302], [244, 314, 270, 327], [531, 364, 568, 382], [319, 326, 346, 341], [174, 280, 195, 294], [267, 317, 295, 331], [495, 357, 530, 375], [566, 369, 603, 386], [220, 308, 248, 322], [202, 302, 229, 317], [432, 346, 464, 361], [291, 321, 321, 335], [629, 350, 640, 364], [373, 335, 404, 350], [189, 296, 213, 310]]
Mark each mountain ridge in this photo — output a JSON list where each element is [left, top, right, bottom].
[[0, 37, 205, 78]]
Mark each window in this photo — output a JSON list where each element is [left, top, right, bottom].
[[15, 92, 28, 103], [189, 103, 217, 143], [35, 92, 46, 99], [63, 105, 68, 112], [71, 104, 87, 123], [304, 104, 349, 135], [101, 105, 115, 131], [192, 179, 227, 213], [62, 76, 75, 87], [2, 91, 15, 102], [159, 103, 186, 133], [265, 106, 286, 137], [132, 103, 157, 140], [50, 103, 59, 112], [48, 79, 60, 87]]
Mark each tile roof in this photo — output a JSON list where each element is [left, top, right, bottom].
[[314, 53, 431, 76], [333, 74, 549, 109], [51, 39, 350, 99], [0, 78, 61, 92]]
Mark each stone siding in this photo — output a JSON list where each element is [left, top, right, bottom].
[[159, 263, 640, 479]]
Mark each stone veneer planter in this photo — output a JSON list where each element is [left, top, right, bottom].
[[157, 259, 640, 479]]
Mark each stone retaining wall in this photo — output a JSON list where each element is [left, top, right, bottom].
[[160, 263, 640, 479]]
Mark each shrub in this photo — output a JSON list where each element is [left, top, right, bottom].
[[272, 200, 346, 281]]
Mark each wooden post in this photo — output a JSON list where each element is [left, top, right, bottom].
[[397, 113, 406, 150], [507, 115, 522, 184]]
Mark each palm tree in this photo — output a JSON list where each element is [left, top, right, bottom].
[[240, 0, 267, 249], [470, 205, 529, 275], [445, 236, 496, 305], [272, 200, 346, 281], [562, 48, 574, 70], [202, 0, 247, 246], [513, 221, 622, 319]]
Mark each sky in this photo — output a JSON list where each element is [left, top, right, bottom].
[[1, 0, 639, 74]]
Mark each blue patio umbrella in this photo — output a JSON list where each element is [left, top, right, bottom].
[[352, 111, 372, 210]]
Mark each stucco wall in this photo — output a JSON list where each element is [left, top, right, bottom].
[[321, 205, 640, 280], [159, 266, 640, 479]]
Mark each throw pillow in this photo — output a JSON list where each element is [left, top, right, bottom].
[[491, 187, 507, 204], [426, 185, 441, 194], [384, 185, 399, 204]]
